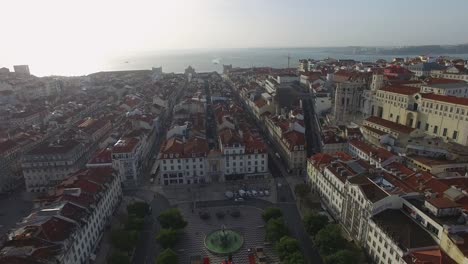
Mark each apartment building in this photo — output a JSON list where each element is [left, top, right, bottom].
[[373, 83, 468, 145], [0, 168, 122, 264], [366, 209, 441, 264], [265, 115, 306, 172], [420, 79, 468, 97], [218, 128, 268, 181], [158, 136, 210, 185], [22, 140, 90, 192], [76, 118, 112, 143], [407, 62, 445, 77], [341, 175, 401, 245], [348, 140, 400, 168], [112, 137, 142, 183], [10, 108, 48, 128]]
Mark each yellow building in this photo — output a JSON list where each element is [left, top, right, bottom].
[[373, 85, 468, 146]]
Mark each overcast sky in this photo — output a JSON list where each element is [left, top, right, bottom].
[[1, 0, 468, 75]]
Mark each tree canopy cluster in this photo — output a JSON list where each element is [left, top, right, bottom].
[[262, 207, 305, 263]]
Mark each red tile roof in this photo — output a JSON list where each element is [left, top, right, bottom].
[[36, 217, 75, 242], [380, 85, 420, 95], [349, 139, 375, 155], [254, 98, 267, 108], [422, 93, 468, 106], [365, 116, 416, 134], [404, 248, 457, 264], [362, 125, 387, 136], [88, 148, 112, 165], [218, 128, 242, 146], [26, 140, 82, 156], [427, 197, 461, 209], [160, 136, 209, 158], [425, 78, 466, 85], [282, 130, 305, 150], [0, 140, 18, 155], [112, 137, 140, 153]]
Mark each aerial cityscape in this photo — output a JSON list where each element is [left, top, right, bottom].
[[2, 1, 468, 264]]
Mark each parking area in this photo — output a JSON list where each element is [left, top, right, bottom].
[[154, 178, 277, 205]]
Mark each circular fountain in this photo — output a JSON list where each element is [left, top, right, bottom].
[[204, 225, 244, 255]]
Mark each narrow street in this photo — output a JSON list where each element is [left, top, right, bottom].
[[224, 77, 323, 264], [124, 189, 171, 264]]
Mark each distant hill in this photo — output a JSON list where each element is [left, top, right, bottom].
[[322, 44, 468, 56], [377, 44, 468, 55]]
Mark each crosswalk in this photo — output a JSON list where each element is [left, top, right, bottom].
[[175, 204, 280, 264]]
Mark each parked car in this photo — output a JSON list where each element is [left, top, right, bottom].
[[234, 198, 244, 202]]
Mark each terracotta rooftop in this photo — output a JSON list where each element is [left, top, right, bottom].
[[408, 155, 468, 167], [362, 125, 387, 136], [160, 136, 209, 159], [380, 85, 420, 95], [422, 93, 468, 106], [218, 128, 242, 146], [404, 248, 457, 264], [425, 78, 466, 85], [282, 130, 305, 150], [427, 197, 462, 209], [112, 137, 140, 154], [365, 116, 416, 134], [26, 140, 82, 156], [87, 148, 112, 165]]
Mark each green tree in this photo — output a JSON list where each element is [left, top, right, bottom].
[[107, 251, 130, 264], [158, 208, 188, 230], [262, 207, 283, 222], [314, 224, 347, 256], [303, 213, 329, 237], [283, 251, 306, 264], [156, 248, 178, 264], [127, 202, 150, 218], [156, 228, 179, 249], [265, 218, 289, 242], [324, 249, 364, 264], [111, 229, 138, 252], [275, 236, 300, 260], [125, 215, 145, 231]]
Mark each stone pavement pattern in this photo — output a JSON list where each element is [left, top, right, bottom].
[[175, 204, 280, 264]]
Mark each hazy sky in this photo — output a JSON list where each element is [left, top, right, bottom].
[[1, 0, 468, 75]]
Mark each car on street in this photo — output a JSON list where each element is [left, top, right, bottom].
[[234, 198, 244, 202], [264, 190, 270, 196], [239, 189, 246, 197]]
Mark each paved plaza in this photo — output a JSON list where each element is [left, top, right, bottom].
[[150, 178, 277, 205], [175, 203, 280, 264]]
